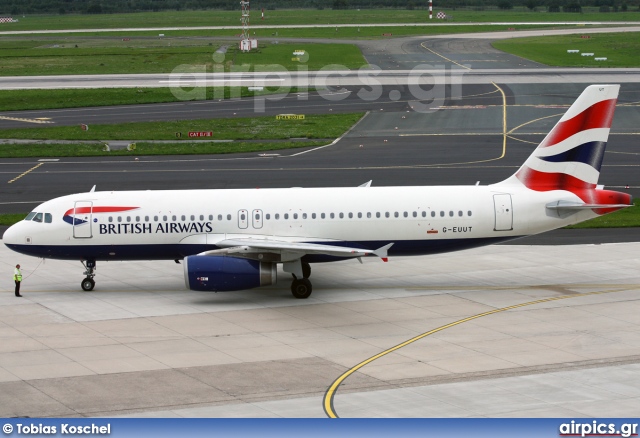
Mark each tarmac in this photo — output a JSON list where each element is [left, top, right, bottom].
[[1, 240, 639, 417]]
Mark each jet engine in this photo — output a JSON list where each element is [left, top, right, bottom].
[[184, 255, 277, 292]]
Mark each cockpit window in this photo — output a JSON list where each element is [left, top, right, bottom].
[[44, 213, 52, 223], [25, 212, 36, 221], [33, 213, 43, 223]]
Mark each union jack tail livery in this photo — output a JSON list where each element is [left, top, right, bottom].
[[501, 84, 631, 215]]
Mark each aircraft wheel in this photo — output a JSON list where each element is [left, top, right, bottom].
[[81, 278, 95, 291], [302, 262, 311, 279], [291, 278, 312, 299]]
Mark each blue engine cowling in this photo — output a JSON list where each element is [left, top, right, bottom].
[[184, 255, 277, 292]]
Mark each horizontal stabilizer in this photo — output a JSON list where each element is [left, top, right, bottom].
[[546, 200, 631, 210]]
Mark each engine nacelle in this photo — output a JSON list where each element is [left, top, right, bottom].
[[184, 255, 277, 292]]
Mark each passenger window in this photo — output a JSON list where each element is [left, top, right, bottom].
[[154, 216, 158, 221], [376, 212, 381, 218], [255, 213, 260, 220], [293, 213, 298, 219], [440, 211, 445, 217], [312, 213, 316, 219], [422, 211, 426, 217], [468, 211, 472, 216], [385, 212, 390, 218], [403, 212, 408, 218], [348, 212, 353, 219], [449, 211, 454, 217], [266, 214, 271, 220], [321, 213, 326, 219], [108, 216, 113, 223], [458, 211, 463, 217], [330, 213, 335, 219], [25, 212, 36, 221], [208, 215, 213, 220], [431, 211, 436, 217], [394, 212, 399, 218], [144, 216, 149, 222], [302, 213, 307, 219], [117, 216, 122, 223], [275, 213, 280, 220], [339, 213, 344, 219], [358, 212, 362, 218], [45, 213, 52, 223], [135, 216, 140, 222], [413, 212, 417, 218], [192, 215, 196, 221], [218, 214, 222, 221], [127, 216, 131, 222], [240, 213, 246, 220], [181, 215, 186, 221], [163, 215, 167, 221], [172, 215, 176, 221], [284, 213, 289, 220], [226, 214, 231, 220], [367, 212, 371, 218]]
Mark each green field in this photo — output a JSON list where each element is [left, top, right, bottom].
[[2, 9, 639, 33], [0, 41, 366, 76], [493, 33, 640, 67], [0, 140, 327, 158], [565, 198, 640, 228], [0, 112, 363, 143]]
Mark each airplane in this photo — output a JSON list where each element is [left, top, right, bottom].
[[2, 84, 632, 299]]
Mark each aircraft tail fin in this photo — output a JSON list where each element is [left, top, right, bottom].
[[499, 84, 631, 213]]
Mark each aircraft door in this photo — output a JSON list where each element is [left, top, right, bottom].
[[252, 209, 263, 229], [238, 209, 248, 229], [73, 201, 93, 238], [493, 194, 513, 231]]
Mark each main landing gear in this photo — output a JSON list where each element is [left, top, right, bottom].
[[81, 260, 96, 291], [290, 261, 312, 299]]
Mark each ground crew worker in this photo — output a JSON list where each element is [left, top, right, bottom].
[[14, 264, 22, 297]]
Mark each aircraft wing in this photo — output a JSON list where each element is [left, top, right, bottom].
[[199, 238, 393, 261]]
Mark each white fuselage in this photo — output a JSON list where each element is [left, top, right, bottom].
[[3, 184, 595, 262]]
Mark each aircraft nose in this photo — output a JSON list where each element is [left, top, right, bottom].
[[3, 222, 21, 246]]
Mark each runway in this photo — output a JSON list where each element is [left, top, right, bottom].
[[1, 27, 640, 418]]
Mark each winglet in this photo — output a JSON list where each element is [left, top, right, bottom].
[[358, 180, 372, 188], [373, 243, 394, 262]]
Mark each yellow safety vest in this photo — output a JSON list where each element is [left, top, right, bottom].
[[14, 271, 22, 282]]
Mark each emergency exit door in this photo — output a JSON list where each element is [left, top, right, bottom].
[[493, 194, 513, 231]]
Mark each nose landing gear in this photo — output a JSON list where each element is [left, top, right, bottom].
[[81, 260, 96, 291]]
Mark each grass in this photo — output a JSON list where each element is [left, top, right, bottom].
[[492, 33, 640, 67], [0, 213, 26, 226], [2, 9, 639, 32], [565, 198, 640, 229], [0, 113, 364, 143], [0, 42, 367, 76], [0, 87, 315, 112], [0, 140, 328, 158]]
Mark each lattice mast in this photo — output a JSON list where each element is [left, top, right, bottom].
[[240, 1, 250, 44]]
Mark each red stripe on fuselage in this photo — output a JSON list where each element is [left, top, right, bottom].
[[540, 99, 617, 148], [63, 206, 138, 216]]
